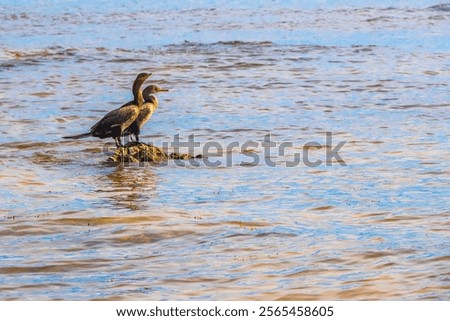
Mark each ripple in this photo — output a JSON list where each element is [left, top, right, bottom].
[[1, 1, 449, 301], [428, 4, 450, 12]]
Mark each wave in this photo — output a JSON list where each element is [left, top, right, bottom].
[[0, 46, 80, 69], [0, 46, 121, 70], [162, 40, 274, 49], [0, 41, 275, 69], [4, 46, 77, 59], [216, 40, 274, 46], [427, 3, 450, 11]]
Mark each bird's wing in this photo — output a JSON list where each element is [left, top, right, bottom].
[[90, 104, 139, 136]]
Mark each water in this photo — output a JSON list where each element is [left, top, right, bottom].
[[0, 0, 449, 300]]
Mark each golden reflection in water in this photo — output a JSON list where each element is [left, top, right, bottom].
[[98, 165, 158, 211]]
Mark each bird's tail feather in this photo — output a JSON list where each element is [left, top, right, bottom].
[[62, 132, 92, 139]]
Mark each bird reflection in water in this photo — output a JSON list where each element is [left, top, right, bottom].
[[97, 166, 158, 211]]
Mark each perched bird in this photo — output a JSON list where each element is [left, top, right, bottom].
[[125, 84, 169, 142], [63, 72, 151, 148]]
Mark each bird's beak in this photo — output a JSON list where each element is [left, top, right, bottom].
[[159, 88, 169, 92]]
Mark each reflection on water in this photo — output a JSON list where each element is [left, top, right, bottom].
[[0, 1, 449, 300], [99, 166, 158, 211]]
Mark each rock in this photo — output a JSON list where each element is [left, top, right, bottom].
[[169, 152, 193, 160], [107, 142, 201, 163]]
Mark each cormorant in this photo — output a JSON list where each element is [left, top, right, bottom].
[[125, 84, 169, 142], [63, 72, 151, 148]]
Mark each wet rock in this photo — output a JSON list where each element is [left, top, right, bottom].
[[107, 142, 201, 163], [170, 152, 195, 160]]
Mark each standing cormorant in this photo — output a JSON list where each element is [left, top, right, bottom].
[[125, 84, 169, 142], [63, 72, 151, 148]]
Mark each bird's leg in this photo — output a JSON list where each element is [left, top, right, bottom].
[[111, 125, 123, 149], [135, 134, 145, 146], [114, 137, 122, 148], [124, 135, 132, 155]]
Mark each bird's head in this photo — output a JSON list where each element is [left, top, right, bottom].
[[143, 85, 169, 100], [135, 72, 152, 83]]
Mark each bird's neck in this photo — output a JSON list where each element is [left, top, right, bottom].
[[137, 91, 144, 106], [146, 94, 158, 107], [132, 81, 145, 106]]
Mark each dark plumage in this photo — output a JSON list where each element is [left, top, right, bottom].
[[63, 72, 151, 148], [125, 84, 169, 142]]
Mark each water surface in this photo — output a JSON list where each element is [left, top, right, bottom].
[[0, 1, 449, 300]]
